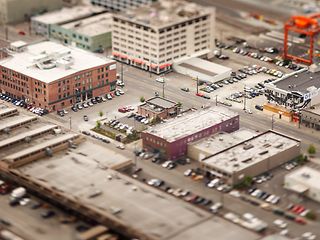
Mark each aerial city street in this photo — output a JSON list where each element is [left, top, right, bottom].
[[0, 0, 320, 239]]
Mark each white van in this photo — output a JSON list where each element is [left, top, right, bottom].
[[10, 187, 26, 199]]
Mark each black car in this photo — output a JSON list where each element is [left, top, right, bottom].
[[91, 98, 97, 104], [41, 210, 55, 219], [203, 95, 211, 99], [71, 106, 78, 112], [9, 198, 20, 207], [180, 87, 190, 92], [255, 105, 263, 111]]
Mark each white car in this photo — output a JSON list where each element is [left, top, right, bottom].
[[302, 232, 317, 240], [273, 219, 287, 229], [117, 144, 125, 150], [184, 169, 193, 177], [245, 109, 252, 114], [162, 161, 172, 168], [210, 202, 222, 213], [19, 198, 30, 206], [156, 77, 165, 83], [229, 190, 241, 198], [243, 213, 255, 222], [207, 179, 220, 188]]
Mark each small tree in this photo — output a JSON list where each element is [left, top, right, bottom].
[[308, 144, 316, 155], [306, 211, 317, 221], [98, 111, 104, 118], [177, 102, 182, 108], [140, 96, 145, 103], [96, 120, 101, 129]]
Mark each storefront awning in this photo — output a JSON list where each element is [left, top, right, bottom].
[[134, 58, 144, 64], [112, 52, 120, 57]]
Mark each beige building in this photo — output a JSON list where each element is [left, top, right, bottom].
[[112, 0, 215, 74], [0, 0, 64, 23], [284, 167, 320, 203], [188, 128, 258, 161], [137, 96, 179, 120], [201, 130, 301, 185]]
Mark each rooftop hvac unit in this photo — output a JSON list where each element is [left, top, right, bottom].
[[24, 136, 31, 143], [301, 173, 311, 179], [45, 147, 53, 157]]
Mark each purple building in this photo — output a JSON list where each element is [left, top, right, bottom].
[[142, 106, 240, 160]]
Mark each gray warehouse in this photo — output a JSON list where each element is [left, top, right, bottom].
[[201, 130, 301, 185]]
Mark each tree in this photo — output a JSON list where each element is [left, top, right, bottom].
[[96, 120, 101, 129], [306, 211, 317, 221], [308, 144, 316, 155], [177, 102, 182, 108], [98, 111, 104, 118], [140, 96, 145, 103]]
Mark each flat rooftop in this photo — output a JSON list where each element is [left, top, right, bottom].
[[178, 58, 232, 77], [17, 153, 259, 240], [203, 131, 300, 174], [0, 41, 115, 83], [31, 6, 106, 25], [146, 107, 238, 142], [0, 124, 57, 149], [189, 128, 258, 156], [116, 0, 214, 29], [0, 107, 17, 117], [0, 115, 37, 132], [143, 97, 177, 108], [271, 69, 320, 94], [285, 166, 320, 190], [3, 133, 79, 162], [61, 13, 112, 37]]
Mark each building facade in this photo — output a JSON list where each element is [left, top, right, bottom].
[[265, 68, 320, 110], [50, 13, 112, 52], [142, 107, 239, 160], [112, 0, 215, 74], [0, 0, 64, 24], [0, 41, 117, 111], [90, 0, 155, 12], [31, 6, 106, 38], [137, 96, 179, 120], [301, 105, 320, 130]]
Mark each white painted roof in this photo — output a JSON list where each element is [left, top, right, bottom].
[[0, 41, 115, 83], [61, 13, 112, 37], [31, 6, 106, 25], [285, 166, 320, 191]]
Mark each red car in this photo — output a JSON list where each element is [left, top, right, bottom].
[[295, 217, 306, 225], [18, 30, 26, 36], [196, 92, 204, 97], [0, 182, 11, 195], [118, 107, 127, 113]]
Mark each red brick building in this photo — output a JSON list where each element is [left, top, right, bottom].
[[0, 41, 117, 111]]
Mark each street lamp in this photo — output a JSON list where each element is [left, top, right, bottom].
[[243, 84, 247, 110]]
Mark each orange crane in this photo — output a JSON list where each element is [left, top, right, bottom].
[[284, 14, 320, 64]]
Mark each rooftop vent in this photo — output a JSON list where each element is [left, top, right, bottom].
[[301, 173, 311, 179], [243, 144, 254, 150]]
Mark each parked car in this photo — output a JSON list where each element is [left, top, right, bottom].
[[181, 87, 190, 92], [83, 115, 89, 121]]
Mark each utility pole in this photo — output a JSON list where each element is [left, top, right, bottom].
[[121, 63, 124, 84], [219, 29, 223, 55], [149, 59, 152, 78], [243, 85, 246, 110], [271, 114, 275, 130], [196, 76, 199, 94], [69, 117, 72, 130], [162, 81, 165, 98]]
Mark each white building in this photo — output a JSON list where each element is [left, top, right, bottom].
[[90, 0, 154, 11], [284, 166, 320, 203], [31, 6, 106, 37], [174, 57, 231, 83], [112, 0, 215, 74], [0, 0, 64, 24]]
